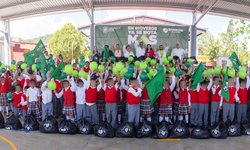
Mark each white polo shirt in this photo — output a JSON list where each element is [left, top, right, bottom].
[[26, 87, 40, 102]]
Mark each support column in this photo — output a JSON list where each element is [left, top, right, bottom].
[[90, 9, 95, 51], [3, 20, 11, 65], [190, 13, 197, 57]]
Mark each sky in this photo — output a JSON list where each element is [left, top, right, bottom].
[[0, 10, 237, 40]]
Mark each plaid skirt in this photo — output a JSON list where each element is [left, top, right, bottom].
[[159, 104, 172, 115], [0, 93, 9, 107], [140, 99, 154, 115], [28, 101, 41, 119], [173, 102, 179, 115], [62, 105, 76, 121], [96, 100, 105, 114], [178, 103, 189, 115]]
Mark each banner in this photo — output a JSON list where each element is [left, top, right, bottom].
[[95, 25, 189, 53]]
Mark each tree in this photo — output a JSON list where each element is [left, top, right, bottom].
[[198, 19, 250, 65], [49, 23, 88, 63]]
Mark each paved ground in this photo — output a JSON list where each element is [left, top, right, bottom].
[[1, 129, 250, 150]]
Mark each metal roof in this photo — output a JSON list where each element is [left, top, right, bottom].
[[0, 0, 250, 20]]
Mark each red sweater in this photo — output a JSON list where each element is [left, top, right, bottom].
[[238, 88, 247, 104], [179, 88, 189, 104], [211, 86, 221, 102], [21, 94, 28, 110], [63, 88, 75, 106], [121, 89, 127, 102], [0, 73, 9, 93], [13, 92, 23, 108], [86, 87, 97, 103], [97, 88, 105, 100], [198, 88, 210, 104], [189, 90, 198, 103], [16, 78, 25, 89], [141, 88, 149, 100], [223, 86, 237, 104], [55, 80, 62, 93], [159, 88, 173, 105], [126, 88, 140, 105], [105, 86, 117, 103]]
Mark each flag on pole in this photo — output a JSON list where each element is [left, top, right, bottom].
[[190, 63, 205, 90], [229, 52, 241, 71], [145, 70, 166, 105], [221, 67, 229, 102], [50, 61, 64, 79]]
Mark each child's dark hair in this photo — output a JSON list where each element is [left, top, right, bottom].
[[27, 69, 33, 75], [15, 84, 22, 88], [200, 80, 208, 86], [239, 78, 246, 84], [29, 79, 35, 84], [77, 79, 84, 84], [129, 77, 137, 84], [213, 76, 219, 81], [24, 86, 29, 90], [106, 78, 113, 83]]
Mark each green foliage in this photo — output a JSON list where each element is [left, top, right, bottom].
[[198, 19, 250, 65], [49, 23, 88, 63]]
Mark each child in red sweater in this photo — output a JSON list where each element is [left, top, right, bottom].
[[158, 75, 176, 123], [12, 84, 23, 116], [0, 73, 9, 115]]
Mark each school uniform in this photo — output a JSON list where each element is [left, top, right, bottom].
[[0, 74, 9, 107], [159, 88, 174, 115], [237, 88, 248, 123], [140, 87, 154, 115], [189, 89, 199, 126], [86, 86, 99, 125], [178, 88, 190, 115], [103, 84, 118, 127], [127, 86, 142, 127], [197, 88, 210, 126], [56, 78, 77, 121], [247, 88, 250, 120], [75, 84, 87, 121], [20, 94, 28, 118], [220, 86, 238, 123], [12, 91, 23, 116], [41, 81, 53, 121], [210, 85, 221, 126], [26, 87, 41, 120]]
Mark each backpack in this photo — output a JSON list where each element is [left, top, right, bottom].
[[58, 119, 78, 134], [154, 121, 170, 139], [226, 120, 241, 136], [241, 120, 250, 135], [136, 121, 153, 138], [115, 122, 136, 138], [210, 122, 228, 139], [5, 115, 23, 130], [191, 126, 211, 139], [0, 112, 5, 129], [169, 120, 189, 138], [94, 122, 115, 138], [24, 115, 39, 131], [40, 116, 58, 133], [77, 118, 93, 135]]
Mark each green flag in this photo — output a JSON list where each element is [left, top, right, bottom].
[[50, 62, 65, 79], [229, 52, 241, 71], [190, 63, 205, 90], [24, 39, 46, 66], [145, 70, 166, 105], [221, 67, 229, 101]]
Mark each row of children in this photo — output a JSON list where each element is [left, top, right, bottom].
[[0, 63, 250, 129]]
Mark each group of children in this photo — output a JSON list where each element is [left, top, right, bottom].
[[0, 60, 250, 129]]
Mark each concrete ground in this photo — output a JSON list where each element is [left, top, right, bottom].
[[1, 129, 250, 150]]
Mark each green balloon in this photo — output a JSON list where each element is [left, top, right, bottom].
[[124, 72, 133, 79], [167, 56, 173, 61], [116, 62, 124, 70], [90, 62, 98, 71], [79, 70, 84, 77], [140, 62, 147, 70], [127, 65, 134, 73], [162, 57, 169, 65], [185, 62, 190, 68], [228, 69, 235, 78], [239, 66, 247, 73], [17, 61, 23, 66], [98, 65, 105, 72], [120, 68, 127, 76], [21, 63, 27, 70], [65, 65, 73, 75], [112, 67, 118, 75], [145, 57, 151, 63], [0, 68, 6, 73], [11, 60, 16, 65], [32, 64, 36, 71], [187, 58, 192, 63], [48, 80, 57, 90], [80, 56, 85, 60], [82, 71, 88, 80], [159, 50, 164, 56], [150, 59, 157, 66], [134, 61, 140, 67], [72, 70, 79, 77], [128, 56, 134, 62], [7, 92, 12, 99], [214, 67, 221, 75], [203, 70, 209, 77], [222, 67, 227, 74], [88, 52, 93, 57], [140, 71, 149, 81], [239, 71, 247, 79], [207, 68, 214, 75], [175, 69, 182, 77], [10, 65, 16, 71], [169, 67, 176, 74], [148, 69, 155, 77]]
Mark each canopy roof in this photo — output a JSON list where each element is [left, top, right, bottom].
[[0, 0, 250, 20]]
